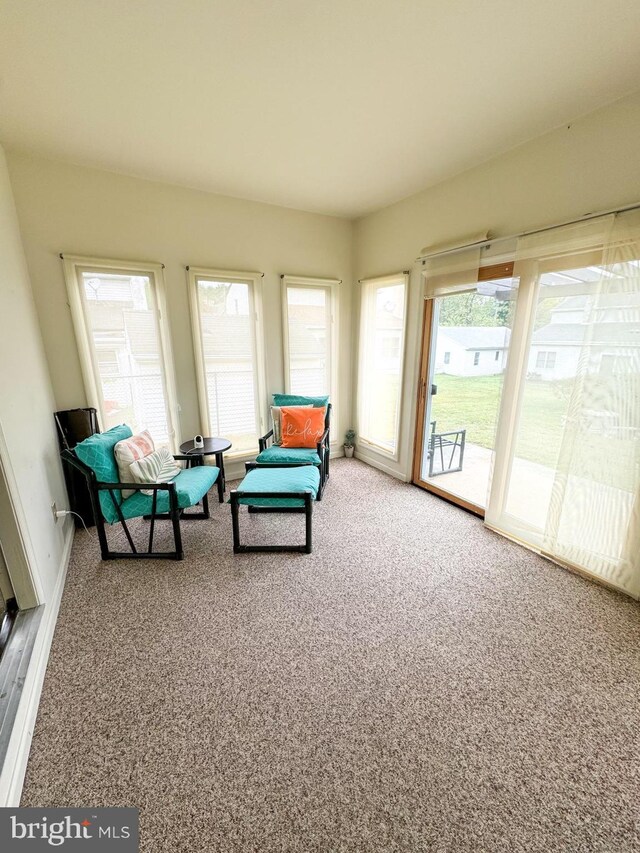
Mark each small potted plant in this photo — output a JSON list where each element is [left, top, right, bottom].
[[344, 429, 356, 458]]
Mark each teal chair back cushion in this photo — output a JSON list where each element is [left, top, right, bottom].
[[272, 394, 329, 409], [74, 424, 133, 519]]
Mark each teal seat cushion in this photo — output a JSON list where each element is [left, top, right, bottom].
[[74, 424, 133, 520], [235, 465, 320, 508], [116, 466, 220, 523], [256, 445, 321, 465], [272, 393, 329, 409]]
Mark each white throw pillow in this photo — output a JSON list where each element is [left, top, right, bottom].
[[270, 404, 311, 445], [114, 430, 155, 498], [129, 447, 181, 496]]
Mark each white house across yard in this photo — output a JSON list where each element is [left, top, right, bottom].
[[528, 292, 640, 380], [435, 326, 510, 377]]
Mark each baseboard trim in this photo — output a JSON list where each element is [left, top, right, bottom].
[[354, 450, 408, 482], [0, 521, 74, 807]]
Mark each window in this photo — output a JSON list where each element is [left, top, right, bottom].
[[444, 351, 451, 365], [282, 276, 339, 404], [473, 351, 480, 366], [188, 267, 266, 456], [62, 256, 178, 447], [380, 334, 400, 360], [495, 350, 500, 361], [357, 273, 408, 457], [536, 350, 557, 369]]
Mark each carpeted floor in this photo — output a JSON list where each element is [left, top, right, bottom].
[[21, 460, 640, 852]]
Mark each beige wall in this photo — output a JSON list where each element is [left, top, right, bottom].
[[0, 145, 71, 607], [7, 92, 640, 486], [6, 154, 353, 464], [353, 92, 640, 480]]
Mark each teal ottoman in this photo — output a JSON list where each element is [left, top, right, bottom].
[[230, 464, 320, 554]]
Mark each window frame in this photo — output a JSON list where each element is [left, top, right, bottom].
[[357, 272, 409, 460], [62, 254, 180, 449], [281, 275, 339, 413], [187, 266, 267, 458]]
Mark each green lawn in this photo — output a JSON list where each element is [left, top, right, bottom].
[[431, 373, 567, 469], [431, 373, 636, 487]]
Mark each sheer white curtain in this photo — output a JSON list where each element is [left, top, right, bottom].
[[422, 243, 482, 299], [486, 212, 640, 598]]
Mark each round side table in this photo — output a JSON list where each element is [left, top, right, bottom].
[[179, 437, 232, 503]]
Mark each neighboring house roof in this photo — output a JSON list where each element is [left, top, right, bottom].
[[438, 326, 511, 350], [124, 311, 159, 358], [202, 313, 327, 360], [287, 305, 327, 324], [532, 322, 640, 346], [548, 293, 640, 313], [286, 308, 328, 358], [201, 314, 253, 359], [87, 302, 133, 332], [288, 322, 326, 358]]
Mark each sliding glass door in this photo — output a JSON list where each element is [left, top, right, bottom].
[[415, 213, 640, 596], [413, 268, 516, 514], [486, 214, 640, 595]]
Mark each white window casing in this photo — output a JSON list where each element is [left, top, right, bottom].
[[62, 255, 179, 450], [281, 275, 339, 419], [357, 272, 409, 459], [187, 267, 267, 458]]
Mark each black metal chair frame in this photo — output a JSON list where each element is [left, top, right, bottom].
[[230, 462, 315, 554], [61, 449, 211, 561], [258, 403, 331, 500], [428, 420, 466, 478], [55, 407, 101, 528]]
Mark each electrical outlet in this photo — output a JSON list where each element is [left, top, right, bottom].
[[51, 501, 57, 522]]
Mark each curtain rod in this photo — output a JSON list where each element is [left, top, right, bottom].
[[59, 253, 165, 269], [417, 200, 640, 263], [357, 270, 411, 284]]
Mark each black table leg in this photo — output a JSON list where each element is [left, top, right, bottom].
[[216, 451, 226, 502]]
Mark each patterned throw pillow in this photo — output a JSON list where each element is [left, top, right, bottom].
[[270, 404, 311, 445], [129, 447, 181, 496], [280, 406, 326, 449], [114, 430, 155, 498]]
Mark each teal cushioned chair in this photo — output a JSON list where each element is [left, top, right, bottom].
[[62, 425, 219, 561], [256, 395, 331, 499]]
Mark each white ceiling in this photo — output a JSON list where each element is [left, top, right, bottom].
[[1, 0, 640, 218]]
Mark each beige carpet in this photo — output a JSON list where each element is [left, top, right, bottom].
[[21, 460, 640, 852]]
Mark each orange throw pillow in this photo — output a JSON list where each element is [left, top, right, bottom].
[[280, 406, 326, 448]]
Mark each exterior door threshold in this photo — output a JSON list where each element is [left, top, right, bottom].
[[0, 606, 44, 778]]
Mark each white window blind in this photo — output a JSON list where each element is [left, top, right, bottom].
[[282, 275, 339, 401], [357, 273, 408, 457], [62, 257, 177, 447], [188, 268, 266, 456]]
